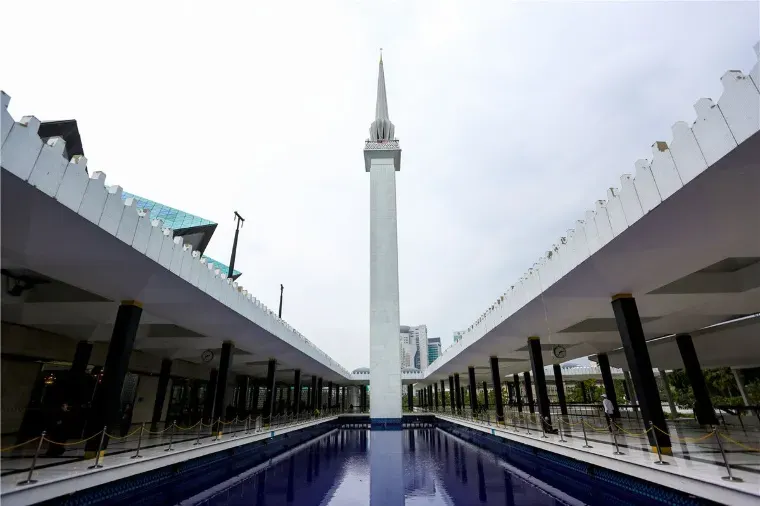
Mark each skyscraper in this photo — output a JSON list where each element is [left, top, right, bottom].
[[399, 325, 428, 369], [366, 54, 403, 424], [427, 337, 442, 365]]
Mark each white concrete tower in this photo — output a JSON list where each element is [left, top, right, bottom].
[[364, 53, 402, 424]]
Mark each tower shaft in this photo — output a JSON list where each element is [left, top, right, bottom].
[[369, 157, 402, 421]]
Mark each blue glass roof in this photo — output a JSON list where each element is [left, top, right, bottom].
[[122, 191, 241, 278], [201, 255, 241, 278], [122, 192, 216, 230]]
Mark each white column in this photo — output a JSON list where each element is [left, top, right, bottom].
[[369, 157, 402, 421], [732, 368, 750, 406], [658, 369, 678, 417]]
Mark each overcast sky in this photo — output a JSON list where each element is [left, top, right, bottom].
[[4, 1, 758, 371]]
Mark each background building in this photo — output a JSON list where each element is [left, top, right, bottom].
[[399, 326, 416, 369], [427, 337, 441, 365], [398, 325, 428, 370]]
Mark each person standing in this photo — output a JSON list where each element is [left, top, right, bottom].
[[601, 394, 615, 432], [120, 403, 133, 437], [46, 403, 71, 457]]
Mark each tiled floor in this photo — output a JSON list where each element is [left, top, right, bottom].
[[430, 409, 760, 500]]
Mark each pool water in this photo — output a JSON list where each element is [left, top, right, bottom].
[[180, 428, 582, 506]]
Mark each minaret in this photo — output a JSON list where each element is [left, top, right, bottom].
[[364, 53, 402, 425]]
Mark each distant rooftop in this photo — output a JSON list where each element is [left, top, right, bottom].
[[121, 192, 241, 280]]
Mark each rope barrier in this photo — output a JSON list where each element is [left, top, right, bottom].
[[0, 437, 41, 452], [42, 431, 103, 446], [144, 425, 172, 435], [718, 432, 760, 452], [175, 421, 201, 431], [104, 427, 142, 440]]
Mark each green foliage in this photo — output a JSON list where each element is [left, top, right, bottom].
[[745, 380, 760, 404], [666, 367, 748, 409]]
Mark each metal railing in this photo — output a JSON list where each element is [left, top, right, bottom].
[[413, 405, 759, 483], [1, 411, 339, 487]]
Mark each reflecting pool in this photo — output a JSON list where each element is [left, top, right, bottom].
[[180, 428, 582, 506]]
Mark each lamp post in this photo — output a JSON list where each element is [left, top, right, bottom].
[[278, 284, 284, 318], [228, 211, 245, 279]]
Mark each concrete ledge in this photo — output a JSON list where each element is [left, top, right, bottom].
[[0, 417, 337, 506], [435, 414, 759, 506]]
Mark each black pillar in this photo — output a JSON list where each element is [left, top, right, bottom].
[[428, 385, 433, 410], [441, 380, 447, 409], [84, 301, 142, 455], [66, 340, 93, 415], [251, 382, 260, 415], [597, 353, 620, 417], [310, 376, 317, 410], [203, 369, 218, 422], [235, 375, 249, 419], [468, 367, 478, 412], [407, 384, 413, 411], [213, 341, 234, 430], [293, 370, 301, 415], [360, 385, 367, 411], [327, 381, 333, 409], [553, 364, 568, 418], [317, 378, 323, 409], [490, 357, 504, 422], [580, 381, 588, 403], [150, 359, 172, 431], [527, 337, 552, 430], [513, 374, 523, 413], [448, 376, 455, 412], [286, 385, 292, 412], [460, 386, 465, 408], [341, 386, 346, 411], [507, 382, 514, 404], [264, 359, 277, 420], [454, 373, 462, 411], [482, 381, 489, 410], [523, 371, 534, 413], [676, 334, 718, 425], [433, 382, 439, 410], [612, 294, 671, 453], [71, 340, 93, 374]]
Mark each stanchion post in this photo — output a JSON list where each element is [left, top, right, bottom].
[[650, 421, 668, 465], [131, 423, 145, 459], [194, 421, 202, 445], [165, 421, 176, 451], [581, 422, 592, 448], [541, 417, 548, 438], [611, 425, 624, 455], [88, 427, 107, 469], [18, 432, 45, 485], [558, 418, 567, 443], [524, 414, 531, 435], [714, 428, 743, 482]]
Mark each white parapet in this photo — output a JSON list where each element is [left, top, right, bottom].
[[0, 95, 351, 379]]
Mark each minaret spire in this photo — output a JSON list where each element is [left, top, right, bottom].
[[369, 51, 395, 141]]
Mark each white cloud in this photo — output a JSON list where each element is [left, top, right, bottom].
[[3, 0, 757, 370]]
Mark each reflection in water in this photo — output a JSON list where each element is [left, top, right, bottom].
[[181, 428, 568, 506], [370, 431, 405, 506]]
